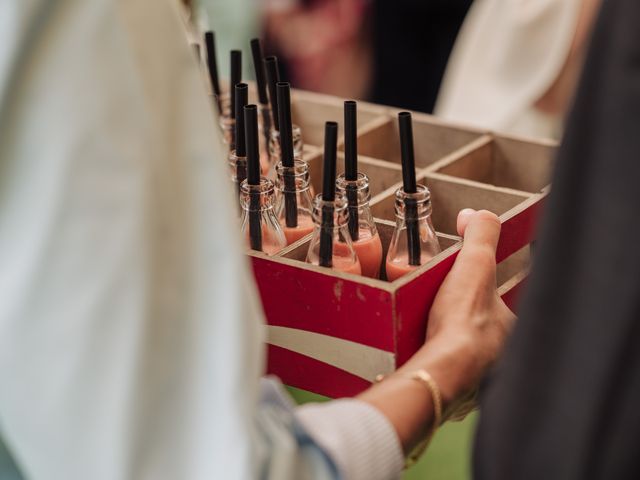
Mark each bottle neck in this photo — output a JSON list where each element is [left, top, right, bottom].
[[394, 184, 433, 221], [229, 150, 247, 182], [336, 172, 372, 207], [311, 194, 349, 229], [240, 178, 277, 212], [275, 160, 311, 194]]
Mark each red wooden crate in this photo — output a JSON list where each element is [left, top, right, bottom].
[[248, 91, 556, 399]]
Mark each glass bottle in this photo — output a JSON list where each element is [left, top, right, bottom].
[[218, 91, 231, 118], [275, 160, 315, 245], [306, 195, 361, 275], [335, 173, 383, 279], [220, 116, 235, 149], [228, 149, 247, 197], [385, 184, 441, 281], [269, 124, 304, 167], [218, 92, 234, 147], [240, 178, 287, 255], [259, 104, 274, 177]]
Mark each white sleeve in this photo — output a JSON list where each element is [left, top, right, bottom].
[[0, 1, 264, 478], [0, 2, 403, 480], [254, 378, 404, 480], [297, 400, 404, 480]]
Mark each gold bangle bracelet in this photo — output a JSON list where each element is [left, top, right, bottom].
[[374, 369, 443, 468]]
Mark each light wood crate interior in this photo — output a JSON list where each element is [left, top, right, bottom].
[[435, 135, 556, 193], [305, 151, 403, 199], [247, 89, 555, 291], [290, 90, 387, 149], [370, 173, 531, 236], [353, 114, 484, 168]]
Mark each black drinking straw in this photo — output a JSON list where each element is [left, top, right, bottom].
[[320, 122, 338, 267], [204, 31, 221, 113], [276, 82, 298, 228], [245, 105, 263, 251], [250, 39, 269, 105], [234, 83, 249, 191], [264, 56, 281, 131], [344, 100, 359, 241], [230, 50, 242, 120], [251, 39, 273, 153], [229, 50, 242, 148], [398, 112, 421, 266]]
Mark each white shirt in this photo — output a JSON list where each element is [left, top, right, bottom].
[[0, 0, 402, 478]]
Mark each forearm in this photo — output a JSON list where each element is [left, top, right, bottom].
[[357, 335, 477, 453]]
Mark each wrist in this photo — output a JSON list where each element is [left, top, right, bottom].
[[398, 333, 479, 409]]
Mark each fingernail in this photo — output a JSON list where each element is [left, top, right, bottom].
[[459, 208, 475, 218]]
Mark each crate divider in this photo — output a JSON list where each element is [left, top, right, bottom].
[[304, 150, 405, 200], [290, 90, 388, 149], [434, 133, 556, 193], [371, 172, 531, 233], [421, 134, 494, 174], [355, 113, 486, 169]]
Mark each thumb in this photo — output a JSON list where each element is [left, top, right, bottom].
[[457, 208, 476, 236], [456, 210, 501, 271]]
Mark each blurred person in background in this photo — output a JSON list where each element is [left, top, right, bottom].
[[263, 0, 374, 99], [370, 0, 473, 113], [263, 0, 473, 112], [436, 0, 602, 139]]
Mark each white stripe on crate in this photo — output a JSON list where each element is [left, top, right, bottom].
[[266, 325, 396, 382]]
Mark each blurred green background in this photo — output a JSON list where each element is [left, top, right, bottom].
[[287, 387, 477, 480]]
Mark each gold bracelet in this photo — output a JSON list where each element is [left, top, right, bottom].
[[375, 369, 443, 468]]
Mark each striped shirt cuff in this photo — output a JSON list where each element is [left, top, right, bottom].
[[296, 399, 404, 480]]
